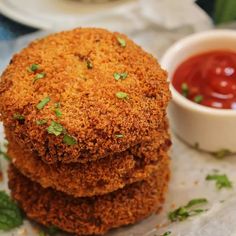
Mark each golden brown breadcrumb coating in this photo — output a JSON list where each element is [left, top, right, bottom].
[[7, 126, 170, 197], [8, 154, 170, 235], [0, 28, 170, 163]]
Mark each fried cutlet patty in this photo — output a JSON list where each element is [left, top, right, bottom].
[[5, 118, 171, 197], [8, 154, 170, 235], [6, 123, 171, 197], [0, 28, 170, 164]]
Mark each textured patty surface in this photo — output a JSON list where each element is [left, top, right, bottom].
[[7, 126, 170, 197], [8, 154, 170, 236], [0, 28, 170, 163]]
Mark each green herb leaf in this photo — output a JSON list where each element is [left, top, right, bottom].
[[115, 134, 124, 138], [194, 95, 203, 103], [181, 83, 189, 97], [54, 102, 60, 108], [212, 149, 232, 159], [0, 191, 23, 231], [13, 113, 25, 121], [55, 108, 62, 117], [206, 174, 233, 190], [36, 97, 50, 110], [39, 231, 46, 236], [113, 72, 128, 81], [168, 198, 208, 222], [47, 225, 60, 235], [117, 37, 126, 47], [36, 119, 48, 125], [86, 60, 93, 69], [161, 231, 171, 236], [0, 149, 10, 162], [63, 134, 77, 146], [28, 64, 39, 72], [214, 0, 236, 24], [116, 92, 129, 99], [47, 121, 64, 136], [185, 198, 208, 208], [33, 72, 46, 83]]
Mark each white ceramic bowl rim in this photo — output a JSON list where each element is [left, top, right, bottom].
[[161, 29, 236, 116]]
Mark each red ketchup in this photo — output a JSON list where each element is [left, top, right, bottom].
[[172, 50, 236, 109]]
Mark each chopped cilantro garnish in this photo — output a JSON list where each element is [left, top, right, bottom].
[[212, 149, 232, 158], [115, 134, 124, 138], [161, 232, 171, 236], [0, 148, 10, 161], [117, 37, 126, 47], [33, 72, 46, 83], [13, 113, 25, 121], [113, 72, 128, 81], [36, 97, 50, 110], [36, 119, 47, 125], [206, 173, 233, 190], [194, 95, 203, 103], [0, 191, 23, 230], [86, 60, 93, 69], [55, 108, 62, 117], [63, 134, 77, 146], [39, 231, 46, 236], [47, 121, 64, 136], [39, 225, 60, 236], [116, 92, 129, 99], [54, 102, 60, 108], [168, 198, 208, 222], [181, 83, 188, 97], [28, 64, 39, 72], [47, 225, 60, 235]]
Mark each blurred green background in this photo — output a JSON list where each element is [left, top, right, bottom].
[[197, 0, 236, 24]]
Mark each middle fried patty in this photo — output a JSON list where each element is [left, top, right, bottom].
[[7, 128, 170, 197]]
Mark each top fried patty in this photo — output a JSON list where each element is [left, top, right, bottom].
[[0, 28, 170, 163]]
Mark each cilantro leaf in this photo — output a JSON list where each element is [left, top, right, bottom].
[[161, 232, 171, 236], [194, 95, 203, 103], [13, 113, 25, 121], [55, 109, 62, 117], [33, 72, 46, 83], [36, 97, 50, 110], [47, 121, 64, 136], [28, 64, 39, 72], [36, 119, 48, 125], [113, 72, 128, 81], [0, 191, 23, 231], [206, 173, 233, 190], [117, 37, 126, 47], [86, 60, 93, 69], [116, 92, 129, 99], [181, 83, 188, 97], [63, 134, 77, 146], [168, 198, 208, 222]]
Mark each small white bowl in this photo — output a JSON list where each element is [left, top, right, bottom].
[[161, 29, 236, 153]]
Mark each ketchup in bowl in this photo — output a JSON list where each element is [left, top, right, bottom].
[[172, 50, 236, 109]]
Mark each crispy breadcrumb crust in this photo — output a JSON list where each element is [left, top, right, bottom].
[[8, 154, 170, 235], [7, 126, 170, 197], [0, 28, 170, 163]]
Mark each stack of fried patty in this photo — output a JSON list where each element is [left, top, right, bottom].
[[0, 28, 171, 235]]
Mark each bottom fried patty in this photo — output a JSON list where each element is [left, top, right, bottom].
[[8, 154, 170, 235]]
